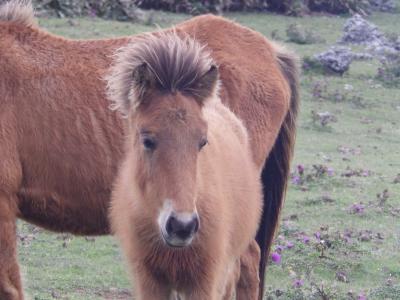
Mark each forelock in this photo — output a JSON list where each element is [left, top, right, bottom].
[[106, 31, 217, 115]]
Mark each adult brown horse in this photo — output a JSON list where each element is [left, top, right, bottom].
[[108, 33, 263, 299], [0, 1, 299, 299]]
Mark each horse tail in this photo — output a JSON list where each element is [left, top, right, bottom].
[[256, 44, 300, 299], [0, 0, 36, 28]]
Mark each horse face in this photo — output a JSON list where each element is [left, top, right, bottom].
[[133, 92, 207, 248]]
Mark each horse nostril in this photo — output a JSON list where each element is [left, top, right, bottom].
[[165, 215, 176, 236], [165, 213, 199, 241]]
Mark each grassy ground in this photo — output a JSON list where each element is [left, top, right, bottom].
[[18, 9, 400, 300]]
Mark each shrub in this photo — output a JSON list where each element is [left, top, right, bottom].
[[134, 0, 267, 13], [311, 110, 337, 127], [302, 56, 325, 73], [286, 23, 324, 44], [266, 0, 372, 16], [134, 0, 374, 15], [33, 0, 386, 16], [309, 79, 367, 108], [376, 51, 400, 87], [308, 0, 371, 15], [266, 0, 309, 16], [33, 0, 144, 20]]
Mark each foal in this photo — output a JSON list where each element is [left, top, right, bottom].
[[108, 33, 262, 299]]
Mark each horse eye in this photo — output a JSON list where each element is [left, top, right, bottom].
[[142, 137, 156, 151], [199, 138, 208, 150]]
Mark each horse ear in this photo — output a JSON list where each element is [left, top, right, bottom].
[[131, 62, 156, 106], [192, 64, 219, 101]]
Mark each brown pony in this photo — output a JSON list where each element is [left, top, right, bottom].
[[108, 33, 263, 299], [0, 1, 299, 299]]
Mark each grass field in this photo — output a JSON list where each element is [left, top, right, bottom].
[[18, 8, 400, 300]]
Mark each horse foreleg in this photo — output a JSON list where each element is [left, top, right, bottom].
[[132, 269, 170, 300], [190, 259, 236, 300], [189, 286, 219, 300], [0, 195, 24, 300], [222, 259, 240, 300], [236, 239, 261, 300]]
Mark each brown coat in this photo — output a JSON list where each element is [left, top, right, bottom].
[[0, 1, 299, 299]]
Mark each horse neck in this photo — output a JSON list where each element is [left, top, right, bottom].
[[203, 96, 249, 148]]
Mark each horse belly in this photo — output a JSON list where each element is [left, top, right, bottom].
[[15, 116, 122, 235], [17, 186, 110, 235], [16, 139, 117, 235]]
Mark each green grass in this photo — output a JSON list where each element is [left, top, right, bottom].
[[19, 10, 400, 299]]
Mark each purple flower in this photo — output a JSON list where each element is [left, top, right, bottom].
[[89, 8, 97, 17], [344, 229, 352, 238], [314, 232, 321, 240], [297, 164, 305, 175], [271, 252, 281, 264], [292, 175, 301, 185], [293, 279, 304, 288], [349, 203, 365, 214], [286, 241, 294, 249], [302, 236, 310, 244], [358, 293, 367, 300], [327, 167, 334, 176], [343, 229, 353, 243], [275, 245, 285, 253]]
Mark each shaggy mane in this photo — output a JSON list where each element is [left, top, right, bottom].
[[106, 31, 217, 115], [0, 0, 36, 27]]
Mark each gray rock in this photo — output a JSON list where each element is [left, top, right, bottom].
[[366, 40, 398, 57], [340, 14, 385, 45], [314, 46, 373, 74], [394, 36, 400, 51], [352, 52, 374, 60], [315, 46, 354, 74], [339, 13, 399, 60]]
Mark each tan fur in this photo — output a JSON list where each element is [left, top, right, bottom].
[[0, 1, 299, 298], [109, 36, 262, 297]]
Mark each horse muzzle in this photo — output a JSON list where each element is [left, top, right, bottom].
[[161, 211, 200, 248]]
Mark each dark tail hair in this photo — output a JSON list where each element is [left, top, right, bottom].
[[256, 45, 300, 300]]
